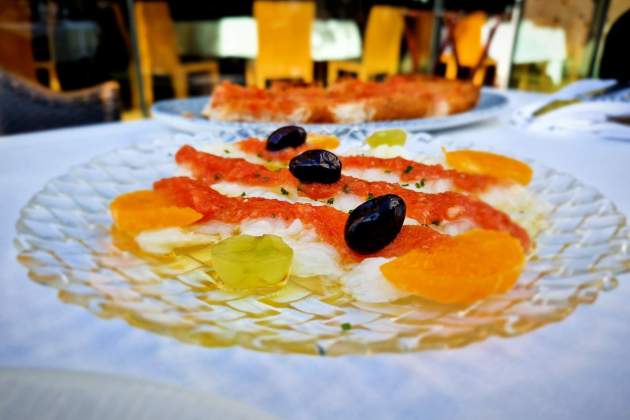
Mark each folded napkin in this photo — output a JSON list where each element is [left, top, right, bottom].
[[512, 79, 630, 141]]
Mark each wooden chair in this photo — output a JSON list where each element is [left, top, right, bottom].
[[37, 1, 62, 91], [0, 0, 36, 81], [134, 1, 219, 106], [0, 0, 61, 91], [248, 1, 315, 88], [439, 11, 497, 86], [0, 69, 120, 135], [404, 9, 434, 74], [327, 5, 405, 85]]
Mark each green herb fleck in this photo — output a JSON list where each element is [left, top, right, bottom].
[[341, 322, 352, 332], [280, 187, 289, 195], [401, 183, 409, 187], [240, 192, 246, 197], [416, 179, 426, 188], [224, 149, 230, 154], [367, 192, 374, 200], [348, 209, 354, 214], [404, 165, 414, 174], [326, 198, 335, 205]]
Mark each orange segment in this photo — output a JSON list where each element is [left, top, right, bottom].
[[307, 133, 340, 150], [110, 190, 203, 233], [111, 190, 172, 209], [444, 149, 533, 185], [380, 229, 525, 305]]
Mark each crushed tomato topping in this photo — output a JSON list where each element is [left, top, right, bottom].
[[154, 177, 445, 261], [235, 138, 503, 193], [176, 145, 530, 250]]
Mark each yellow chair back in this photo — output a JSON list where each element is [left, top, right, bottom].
[[361, 5, 405, 76], [135, 1, 180, 73], [452, 11, 487, 67], [253, 1, 315, 87]]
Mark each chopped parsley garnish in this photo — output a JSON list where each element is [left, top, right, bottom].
[[416, 179, 426, 188], [280, 187, 289, 195], [367, 192, 374, 200], [341, 322, 352, 331], [240, 192, 246, 197], [403, 165, 414, 174], [326, 198, 335, 204], [401, 183, 409, 187], [224, 149, 230, 154]]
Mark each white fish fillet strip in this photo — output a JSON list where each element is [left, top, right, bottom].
[[135, 217, 405, 303]]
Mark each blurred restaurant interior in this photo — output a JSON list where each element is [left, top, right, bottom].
[[0, 0, 628, 133], [2, 2, 630, 418]]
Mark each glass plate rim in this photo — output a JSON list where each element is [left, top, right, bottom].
[[14, 131, 630, 356]]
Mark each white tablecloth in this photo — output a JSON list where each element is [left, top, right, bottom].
[[1, 90, 629, 420], [175, 18, 362, 61]]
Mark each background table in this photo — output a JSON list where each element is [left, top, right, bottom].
[[175, 18, 362, 61], [484, 19, 568, 87], [1, 90, 629, 420]]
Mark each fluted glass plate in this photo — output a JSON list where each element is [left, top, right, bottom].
[[151, 90, 508, 134], [14, 131, 630, 355]]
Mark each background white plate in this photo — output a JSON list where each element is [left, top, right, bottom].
[[151, 90, 508, 134]]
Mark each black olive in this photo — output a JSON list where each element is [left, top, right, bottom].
[[289, 149, 342, 184], [266, 125, 307, 151], [344, 195, 406, 254]]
